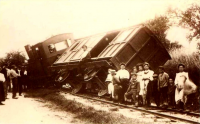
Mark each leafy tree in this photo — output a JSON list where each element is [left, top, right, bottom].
[[179, 4, 200, 41], [168, 4, 200, 41], [2, 50, 26, 67], [143, 15, 178, 50]]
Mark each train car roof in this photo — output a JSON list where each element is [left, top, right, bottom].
[[52, 24, 171, 71], [52, 25, 132, 65]]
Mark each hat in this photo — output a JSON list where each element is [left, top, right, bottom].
[[131, 72, 137, 76], [177, 63, 185, 68], [158, 66, 164, 70], [143, 62, 149, 67], [110, 70, 116, 72], [120, 63, 126, 66], [153, 74, 158, 77]]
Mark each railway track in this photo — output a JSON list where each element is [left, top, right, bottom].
[[66, 91, 199, 124]]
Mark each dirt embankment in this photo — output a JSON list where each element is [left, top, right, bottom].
[[26, 88, 187, 124], [25, 88, 147, 124]]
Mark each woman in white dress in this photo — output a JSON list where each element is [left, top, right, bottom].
[[174, 63, 197, 110]]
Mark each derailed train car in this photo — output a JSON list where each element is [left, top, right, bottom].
[[51, 25, 171, 95], [25, 33, 74, 87]]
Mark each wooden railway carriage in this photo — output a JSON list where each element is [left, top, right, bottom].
[[51, 30, 120, 92], [25, 33, 74, 87], [51, 25, 171, 95]]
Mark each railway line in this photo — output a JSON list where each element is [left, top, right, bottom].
[[61, 89, 199, 124]]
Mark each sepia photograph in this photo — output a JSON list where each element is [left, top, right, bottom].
[[0, 0, 199, 124]]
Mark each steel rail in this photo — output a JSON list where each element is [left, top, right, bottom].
[[70, 93, 199, 124]]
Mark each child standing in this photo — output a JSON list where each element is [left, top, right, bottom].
[[106, 69, 114, 100], [168, 78, 176, 108], [124, 73, 140, 106]]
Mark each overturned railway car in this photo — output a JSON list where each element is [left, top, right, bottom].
[[51, 25, 171, 95], [25, 33, 74, 87]]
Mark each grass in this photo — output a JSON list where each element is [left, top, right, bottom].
[[25, 88, 145, 124], [164, 48, 200, 109]]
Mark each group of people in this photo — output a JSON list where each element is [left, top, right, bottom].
[[0, 64, 28, 105], [106, 62, 197, 110]]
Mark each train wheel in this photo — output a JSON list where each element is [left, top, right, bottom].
[[71, 83, 83, 94], [98, 89, 108, 96]]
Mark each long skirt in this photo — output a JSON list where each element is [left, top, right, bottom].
[[0, 81, 5, 102], [175, 88, 187, 104], [108, 82, 114, 98]]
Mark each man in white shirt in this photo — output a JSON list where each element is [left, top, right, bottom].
[[10, 65, 20, 99], [141, 62, 154, 106], [117, 63, 130, 103], [6, 68, 11, 92]]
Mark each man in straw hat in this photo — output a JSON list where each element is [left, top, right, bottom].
[[141, 62, 154, 106]]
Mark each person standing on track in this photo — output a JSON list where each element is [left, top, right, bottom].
[[158, 66, 169, 107], [136, 63, 144, 106], [151, 74, 160, 107], [168, 78, 176, 109], [141, 62, 154, 106], [106, 69, 114, 100], [117, 63, 130, 103], [174, 63, 197, 110]]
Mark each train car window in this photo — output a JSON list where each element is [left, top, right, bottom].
[[55, 41, 67, 51], [48, 44, 56, 53], [113, 28, 134, 43]]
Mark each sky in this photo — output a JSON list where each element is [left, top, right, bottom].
[[0, 0, 199, 58]]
